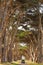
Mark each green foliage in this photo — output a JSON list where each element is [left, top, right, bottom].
[[17, 30, 32, 38], [11, 63, 18, 65], [28, 0, 39, 6], [31, 0, 38, 3], [19, 46, 28, 50]]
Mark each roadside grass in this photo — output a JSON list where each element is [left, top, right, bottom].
[[2, 63, 43, 65], [11, 62, 43, 65], [0, 60, 43, 65], [29, 63, 43, 65]]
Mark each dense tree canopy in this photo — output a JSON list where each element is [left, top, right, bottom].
[[0, 0, 43, 63]]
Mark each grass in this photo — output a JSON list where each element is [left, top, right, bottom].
[[0, 60, 43, 65], [26, 60, 43, 65], [11, 63, 43, 65], [0, 62, 18, 65], [2, 63, 43, 65], [29, 63, 43, 65], [11, 60, 43, 65]]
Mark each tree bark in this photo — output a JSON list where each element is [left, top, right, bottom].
[[37, 14, 42, 63], [0, 37, 2, 63]]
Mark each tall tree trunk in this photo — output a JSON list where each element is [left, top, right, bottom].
[[37, 14, 42, 63], [1, 30, 7, 62], [8, 35, 12, 62], [39, 22, 43, 62], [0, 37, 2, 63]]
